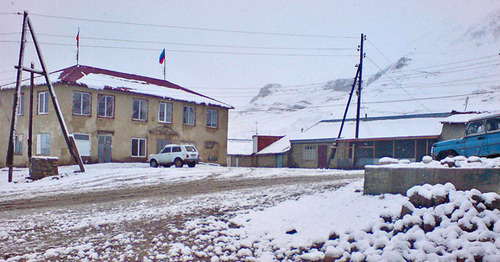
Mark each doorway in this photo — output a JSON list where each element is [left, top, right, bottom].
[[98, 135, 112, 163]]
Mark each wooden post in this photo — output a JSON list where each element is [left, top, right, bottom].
[[6, 11, 28, 182], [28, 62, 34, 160], [26, 14, 85, 172]]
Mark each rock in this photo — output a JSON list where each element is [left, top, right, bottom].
[[422, 156, 433, 164], [379, 157, 399, 165]]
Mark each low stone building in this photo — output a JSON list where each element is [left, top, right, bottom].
[[0, 65, 233, 167]]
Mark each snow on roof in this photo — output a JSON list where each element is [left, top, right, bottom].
[[227, 139, 254, 155], [440, 113, 482, 124], [257, 136, 290, 155], [292, 116, 445, 142], [2, 65, 233, 109]]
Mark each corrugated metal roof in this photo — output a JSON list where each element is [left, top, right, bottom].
[[3, 65, 233, 109]]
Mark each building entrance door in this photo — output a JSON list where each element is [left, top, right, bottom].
[[98, 135, 112, 163], [318, 145, 328, 168]]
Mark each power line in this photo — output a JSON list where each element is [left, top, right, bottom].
[[0, 40, 357, 57], [366, 56, 432, 111], [32, 33, 355, 51], [232, 90, 500, 112], [28, 13, 358, 39]]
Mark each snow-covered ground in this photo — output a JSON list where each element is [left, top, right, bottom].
[[1, 163, 498, 261]]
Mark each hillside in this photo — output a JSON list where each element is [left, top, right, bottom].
[[229, 6, 500, 139]]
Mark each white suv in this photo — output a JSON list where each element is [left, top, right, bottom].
[[148, 144, 199, 168]]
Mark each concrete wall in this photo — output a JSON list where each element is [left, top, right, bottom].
[[227, 153, 288, 168], [0, 83, 229, 166], [364, 166, 500, 195]]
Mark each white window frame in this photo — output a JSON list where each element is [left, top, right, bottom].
[[17, 93, 25, 115], [158, 102, 173, 123], [38, 91, 49, 114], [132, 99, 148, 121], [131, 138, 147, 157], [303, 145, 317, 161], [36, 133, 51, 155], [206, 108, 218, 128], [73, 91, 91, 116], [14, 134, 23, 155], [183, 105, 196, 126], [73, 133, 91, 157], [98, 94, 115, 118]]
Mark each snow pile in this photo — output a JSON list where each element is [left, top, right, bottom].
[[295, 183, 500, 261], [159, 181, 406, 261], [376, 156, 500, 169]]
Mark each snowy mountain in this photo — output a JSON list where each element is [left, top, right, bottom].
[[229, 7, 500, 139]]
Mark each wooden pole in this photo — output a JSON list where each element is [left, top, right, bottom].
[[355, 33, 365, 139], [28, 62, 34, 160], [26, 15, 85, 172], [7, 11, 28, 182]]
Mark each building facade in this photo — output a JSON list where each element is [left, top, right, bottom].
[[0, 65, 233, 167]]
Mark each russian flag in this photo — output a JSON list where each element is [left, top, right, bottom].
[[159, 48, 166, 64]]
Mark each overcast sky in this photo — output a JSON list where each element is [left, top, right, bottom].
[[0, 0, 497, 107]]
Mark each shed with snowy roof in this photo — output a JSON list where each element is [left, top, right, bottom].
[[289, 113, 455, 169], [0, 65, 233, 166]]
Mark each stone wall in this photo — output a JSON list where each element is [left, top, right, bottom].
[[30, 156, 59, 180], [364, 166, 500, 195]]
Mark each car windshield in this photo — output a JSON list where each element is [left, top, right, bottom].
[[465, 121, 485, 136], [185, 146, 197, 152]]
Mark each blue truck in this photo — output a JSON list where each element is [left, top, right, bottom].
[[431, 113, 500, 160]]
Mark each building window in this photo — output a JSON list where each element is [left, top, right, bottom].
[[73, 133, 91, 157], [38, 91, 49, 114], [36, 133, 51, 155], [16, 93, 24, 115], [73, 91, 91, 116], [183, 105, 195, 125], [14, 134, 23, 155], [98, 94, 115, 118], [131, 138, 147, 157], [303, 145, 317, 161], [132, 99, 148, 121], [206, 109, 218, 128], [158, 102, 173, 123]]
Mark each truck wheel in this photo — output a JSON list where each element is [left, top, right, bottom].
[[174, 158, 184, 168], [187, 162, 196, 168], [150, 160, 159, 168], [437, 150, 457, 160]]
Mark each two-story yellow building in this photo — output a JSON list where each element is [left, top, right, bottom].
[[0, 65, 233, 167]]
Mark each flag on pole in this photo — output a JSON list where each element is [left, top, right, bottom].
[[76, 28, 80, 65], [159, 48, 166, 64]]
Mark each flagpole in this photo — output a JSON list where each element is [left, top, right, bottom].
[[76, 27, 80, 65], [163, 59, 166, 81]]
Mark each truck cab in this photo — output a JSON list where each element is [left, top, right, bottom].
[[431, 113, 500, 160]]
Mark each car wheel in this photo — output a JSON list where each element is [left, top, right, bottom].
[[187, 162, 196, 168], [174, 158, 184, 168], [150, 160, 159, 168]]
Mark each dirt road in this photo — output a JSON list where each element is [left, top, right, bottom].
[[1, 169, 363, 261]]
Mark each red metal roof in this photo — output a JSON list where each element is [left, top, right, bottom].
[[54, 65, 233, 109]]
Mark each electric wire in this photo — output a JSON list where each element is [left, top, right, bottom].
[[27, 13, 358, 39], [0, 40, 356, 57]]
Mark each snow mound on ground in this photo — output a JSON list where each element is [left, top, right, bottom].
[[376, 156, 500, 169], [297, 183, 500, 261]]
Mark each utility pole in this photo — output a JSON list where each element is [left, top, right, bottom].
[[355, 33, 365, 139], [28, 62, 34, 160], [7, 11, 85, 182], [7, 11, 28, 182]]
